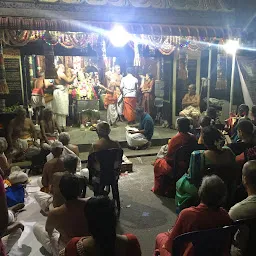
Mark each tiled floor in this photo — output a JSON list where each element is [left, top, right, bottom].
[[9, 156, 177, 256]]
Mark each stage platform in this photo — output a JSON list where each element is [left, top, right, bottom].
[[69, 122, 177, 153]]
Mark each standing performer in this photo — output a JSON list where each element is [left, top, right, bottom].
[[141, 73, 154, 115], [52, 64, 76, 130], [104, 85, 118, 127], [31, 72, 45, 124], [110, 65, 123, 121], [120, 67, 138, 124]]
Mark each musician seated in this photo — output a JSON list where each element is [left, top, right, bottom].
[[40, 108, 61, 148], [179, 84, 200, 127], [7, 107, 40, 160]]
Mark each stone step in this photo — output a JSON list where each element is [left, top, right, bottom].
[[80, 146, 161, 163]]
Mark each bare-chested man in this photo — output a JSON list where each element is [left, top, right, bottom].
[[58, 132, 79, 156], [7, 107, 40, 159], [33, 174, 89, 256], [41, 141, 64, 191], [34, 154, 77, 213], [40, 108, 61, 146], [31, 72, 45, 124]]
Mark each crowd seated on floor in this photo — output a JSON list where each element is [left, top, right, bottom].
[[0, 103, 256, 256]]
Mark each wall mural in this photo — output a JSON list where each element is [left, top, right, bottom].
[[3, 0, 234, 11]]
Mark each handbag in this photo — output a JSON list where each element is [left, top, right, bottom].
[[6, 184, 25, 207]]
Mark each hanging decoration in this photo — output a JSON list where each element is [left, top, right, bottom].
[[158, 36, 176, 55], [0, 29, 227, 59]]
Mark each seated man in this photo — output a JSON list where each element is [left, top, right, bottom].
[[155, 175, 232, 256], [33, 174, 89, 256], [230, 104, 250, 142], [90, 121, 120, 153], [88, 121, 120, 181], [40, 108, 61, 147], [229, 160, 256, 256], [127, 107, 154, 149], [47, 132, 81, 172], [35, 154, 77, 213], [58, 132, 79, 156], [229, 120, 254, 165], [1, 204, 25, 254], [7, 107, 40, 160], [0, 138, 10, 179], [180, 84, 200, 127], [152, 117, 197, 196], [39, 141, 64, 192]]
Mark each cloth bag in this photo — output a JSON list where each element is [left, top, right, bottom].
[[126, 131, 148, 148], [6, 184, 25, 207]]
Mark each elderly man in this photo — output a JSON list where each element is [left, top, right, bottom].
[[7, 107, 40, 159], [127, 107, 154, 149], [180, 84, 200, 126], [58, 132, 79, 156], [120, 67, 138, 124], [229, 160, 256, 256], [155, 175, 232, 256], [47, 133, 81, 172], [33, 174, 89, 256]]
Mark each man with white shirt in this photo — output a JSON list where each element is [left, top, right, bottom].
[[120, 67, 138, 124], [229, 160, 256, 256]]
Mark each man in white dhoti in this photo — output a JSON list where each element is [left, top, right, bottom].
[[52, 64, 76, 130], [110, 65, 124, 121]]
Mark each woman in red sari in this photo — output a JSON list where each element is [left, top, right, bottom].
[[60, 196, 141, 256], [152, 118, 196, 196]]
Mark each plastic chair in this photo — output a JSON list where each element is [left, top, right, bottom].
[[88, 148, 123, 216], [172, 224, 239, 256], [163, 143, 198, 198], [234, 217, 256, 256], [172, 143, 198, 180]]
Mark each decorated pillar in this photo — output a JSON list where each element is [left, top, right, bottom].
[[0, 44, 9, 96]]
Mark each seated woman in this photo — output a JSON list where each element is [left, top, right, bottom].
[[155, 175, 232, 256], [7, 107, 40, 160], [40, 108, 61, 147], [176, 126, 236, 211], [60, 196, 141, 256], [152, 117, 197, 196]]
